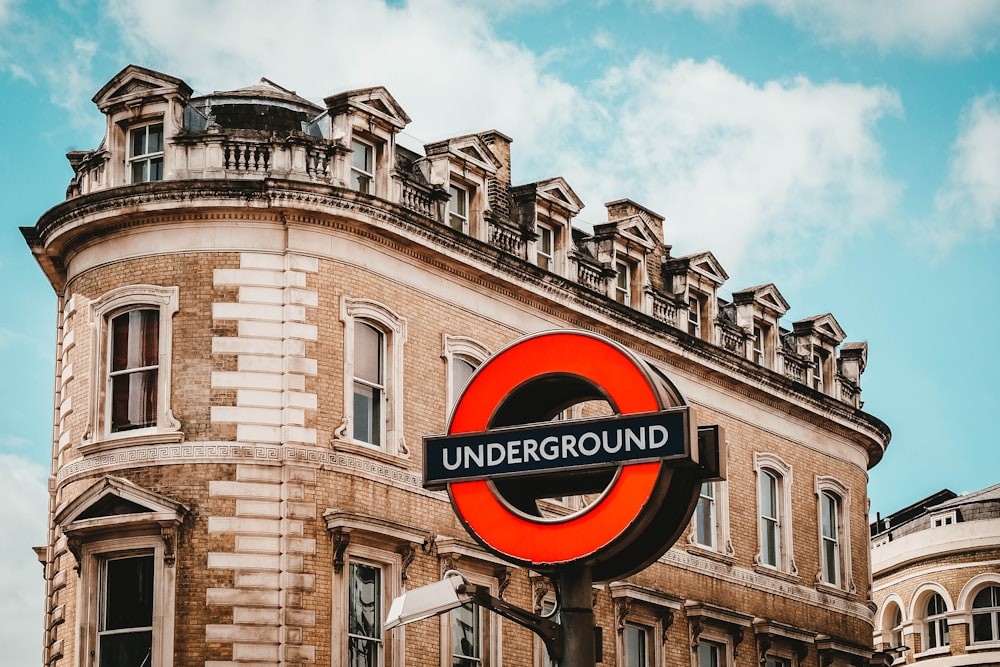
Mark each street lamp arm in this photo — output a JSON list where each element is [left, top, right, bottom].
[[462, 583, 563, 663]]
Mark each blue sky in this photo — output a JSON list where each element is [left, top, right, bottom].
[[2, 0, 1000, 662]]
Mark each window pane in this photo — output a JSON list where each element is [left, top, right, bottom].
[[103, 556, 154, 630], [131, 161, 148, 183], [452, 603, 481, 665], [761, 518, 778, 566], [695, 482, 715, 548], [349, 563, 380, 639], [111, 310, 159, 371], [348, 637, 379, 667], [148, 124, 163, 153], [352, 140, 373, 172], [453, 358, 476, 398], [354, 323, 382, 384], [697, 643, 719, 667], [353, 383, 381, 447], [761, 472, 777, 517], [623, 625, 647, 667], [150, 157, 164, 181], [99, 630, 152, 667], [111, 370, 158, 431], [972, 612, 995, 642], [130, 127, 146, 157], [821, 493, 838, 538]]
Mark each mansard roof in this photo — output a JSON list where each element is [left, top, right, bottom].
[[93, 64, 193, 112], [732, 283, 790, 315], [424, 133, 502, 173], [323, 85, 411, 129]]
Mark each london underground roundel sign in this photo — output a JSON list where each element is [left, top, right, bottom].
[[423, 330, 722, 582]]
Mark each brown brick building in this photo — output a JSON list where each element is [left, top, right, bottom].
[[22, 65, 891, 667], [871, 484, 1000, 666]]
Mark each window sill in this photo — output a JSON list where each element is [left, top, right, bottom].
[[815, 581, 855, 600], [687, 543, 737, 565], [913, 646, 951, 660], [967, 641, 1000, 652], [79, 430, 184, 456], [332, 439, 411, 467], [753, 565, 800, 584]]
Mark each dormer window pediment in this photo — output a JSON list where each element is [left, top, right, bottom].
[[686, 251, 729, 285], [324, 86, 411, 132], [92, 65, 193, 113]]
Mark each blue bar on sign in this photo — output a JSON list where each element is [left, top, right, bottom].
[[423, 407, 691, 489]]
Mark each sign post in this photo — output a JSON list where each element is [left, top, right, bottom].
[[417, 330, 724, 666]]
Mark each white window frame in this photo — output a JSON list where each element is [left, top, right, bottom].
[[971, 584, 1000, 645], [752, 323, 767, 365], [80, 538, 175, 667], [621, 622, 650, 667], [615, 259, 632, 305], [443, 335, 490, 413], [696, 639, 726, 667], [754, 452, 796, 576], [438, 568, 500, 667], [536, 223, 555, 272], [688, 294, 702, 338], [127, 122, 164, 184], [815, 476, 854, 592], [341, 298, 407, 456], [689, 481, 734, 557], [693, 630, 734, 667], [334, 544, 404, 667], [448, 183, 470, 233], [931, 511, 957, 528], [351, 137, 376, 194], [923, 592, 951, 651], [84, 285, 181, 451]]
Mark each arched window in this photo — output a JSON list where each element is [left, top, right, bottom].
[[759, 470, 781, 568], [924, 593, 950, 650], [972, 586, 1000, 644], [889, 604, 903, 649], [819, 491, 840, 585], [353, 321, 386, 447]]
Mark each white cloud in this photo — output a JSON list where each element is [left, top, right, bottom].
[[646, 0, 1000, 56], [101, 0, 899, 286], [923, 92, 1000, 251], [106, 0, 581, 155], [0, 455, 48, 667], [559, 55, 902, 283]]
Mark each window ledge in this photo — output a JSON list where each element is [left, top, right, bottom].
[[753, 565, 800, 584], [79, 430, 184, 456], [687, 543, 737, 565], [332, 438, 412, 467], [815, 582, 855, 600], [968, 641, 1000, 652], [913, 646, 951, 659]]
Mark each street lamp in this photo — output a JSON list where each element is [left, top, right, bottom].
[[385, 570, 562, 662]]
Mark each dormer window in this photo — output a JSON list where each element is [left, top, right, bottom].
[[615, 260, 631, 305], [351, 138, 375, 194], [537, 223, 554, 271], [128, 123, 163, 183], [448, 184, 469, 233]]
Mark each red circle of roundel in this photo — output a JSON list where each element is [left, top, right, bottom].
[[447, 331, 666, 566]]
